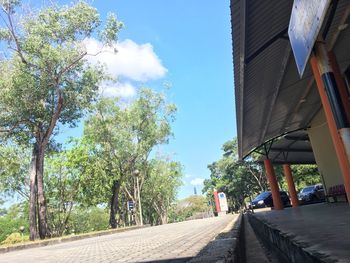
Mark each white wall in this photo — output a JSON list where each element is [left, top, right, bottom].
[[307, 109, 343, 191]]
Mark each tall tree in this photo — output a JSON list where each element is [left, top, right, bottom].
[[72, 88, 176, 228], [203, 139, 268, 210], [142, 159, 183, 225], [45, 151, 83, 236], [0, 1, 122, 239]]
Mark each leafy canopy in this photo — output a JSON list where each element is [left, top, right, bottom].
[[0, 1, 123, 146]]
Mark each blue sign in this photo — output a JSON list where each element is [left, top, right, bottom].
[[127, 200, 134, 211], [288, 0, 331, 77]]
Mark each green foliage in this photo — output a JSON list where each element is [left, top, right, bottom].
[[204, 138, 268, 210], [0, 143, 30, 199], [69, 207, 110, 234], [291, 164, 321, 191], [100, 13, 124, 45], [0, 1, 119, 146], [205, 138, 323, 210], [1, 233, 29, 245], [171, 195, 209, 222], [45, 151, 83, 236], [69, 88, 177, 226], [0, 1, 183, 240], [0, 0, 123, 239], [0, 203, 29, 243], [142, 159, 183, 225]]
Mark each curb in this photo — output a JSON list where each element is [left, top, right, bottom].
[[247, 213, 337, 263], [0, 225, 147, 254], [188, 213, 245, 263]]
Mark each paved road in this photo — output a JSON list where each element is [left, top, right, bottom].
[[0, 215, 237, 263]]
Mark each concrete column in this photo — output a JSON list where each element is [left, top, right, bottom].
[[213, 191, 221, 213], [283, 164, 299, 207], [328, 51, 350, 123], [263, 159, 283, 210], [310, 46, 350, 204]]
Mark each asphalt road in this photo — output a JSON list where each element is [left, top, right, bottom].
[[0, 214, 237, 263]]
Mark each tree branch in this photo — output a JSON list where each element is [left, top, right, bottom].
[[56, 52, 87, 82], [2, 6, 38, 69], [42, 87, 63, 147], [0, 119, 33, 133], [122, 185, 133, 200]]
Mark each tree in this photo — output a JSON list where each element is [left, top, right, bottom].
[[203, 139, 268, 210], [45, 151, 83, 237], [142, 159, 183, 225], [290, 164, 321, 191], [0, 202, 29, 243], [204, 138, 324, 211], [71, 88, 176, 228], [0, 1, 123, 240], [171, 195, 209, 222], [0, 143, 30, 200]]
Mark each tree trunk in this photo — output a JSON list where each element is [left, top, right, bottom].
[[109, 180, 121, 228], [29, 151, 38, 241], [160, 212, 168, 225], [36, 141, 50, 239]]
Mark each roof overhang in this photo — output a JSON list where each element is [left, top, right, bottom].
[[231, 0, 350, 162]]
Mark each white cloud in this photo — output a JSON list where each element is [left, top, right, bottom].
[[190, 178, 205, 186], [84, 38, 167, 82], [100, 82, 136, 98], [185, 174, 192, 179]]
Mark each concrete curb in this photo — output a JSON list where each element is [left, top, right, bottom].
[[188, 213, 245, 263], [247, 213, 337, 263], [231, 213, 245, 263], [0, 225, 147, 254]]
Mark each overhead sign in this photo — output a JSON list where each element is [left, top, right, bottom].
[[288, 0, 331, 77]]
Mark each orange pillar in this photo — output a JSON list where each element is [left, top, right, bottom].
[[310, 54, 350, 203], [283, 164, 299, 207], [213, 191, 221, 213], [328, 51, 350, 123], [263, 159, 283, 210]]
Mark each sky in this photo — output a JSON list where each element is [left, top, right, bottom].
[[57, 0, 236, 199]]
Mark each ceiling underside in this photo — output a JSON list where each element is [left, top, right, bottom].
[[231, 0, 350, 162], [256, 130, 316, 164]]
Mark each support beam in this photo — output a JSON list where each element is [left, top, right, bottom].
[[310, 47, 350, 204], [328, 51, 350, 123], [263, 159, 283, 210], [283, 164, 299, 208], [283, 135, 309, 141], [213, 191, 221, 213], [270, 148, 313, 153]]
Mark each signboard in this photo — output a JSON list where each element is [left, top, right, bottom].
[[127, 200, 134, 211], [288, 0, 331, 77], [218, 192, 228, 212]]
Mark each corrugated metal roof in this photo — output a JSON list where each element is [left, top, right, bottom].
[[256, 130, 316, 164], [231, 0, 350, 160]]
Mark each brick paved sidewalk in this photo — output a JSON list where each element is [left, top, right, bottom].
[[0, 214, 237, 263]]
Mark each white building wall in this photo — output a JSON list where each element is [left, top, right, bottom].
[[307, 109, 343, 191]]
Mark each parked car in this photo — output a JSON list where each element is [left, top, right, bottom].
[[250, 191, 291, 209], [298, 184, 325, 204]]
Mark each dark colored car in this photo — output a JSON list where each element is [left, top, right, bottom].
[[250, 191, 291, 209], [298, 184, 325, 204]]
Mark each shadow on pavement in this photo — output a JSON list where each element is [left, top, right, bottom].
[[139, 214, 244, 263]]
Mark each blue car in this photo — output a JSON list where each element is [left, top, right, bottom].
[[250, 191, 291, 209], [298, 184, 325, 204]]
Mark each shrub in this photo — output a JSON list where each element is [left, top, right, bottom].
[[1, 233, 29, 245]]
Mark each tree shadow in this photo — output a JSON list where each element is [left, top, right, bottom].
[[138, 214, 244, 263]]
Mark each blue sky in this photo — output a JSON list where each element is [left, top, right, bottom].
[[58, 0, 236, 199]]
